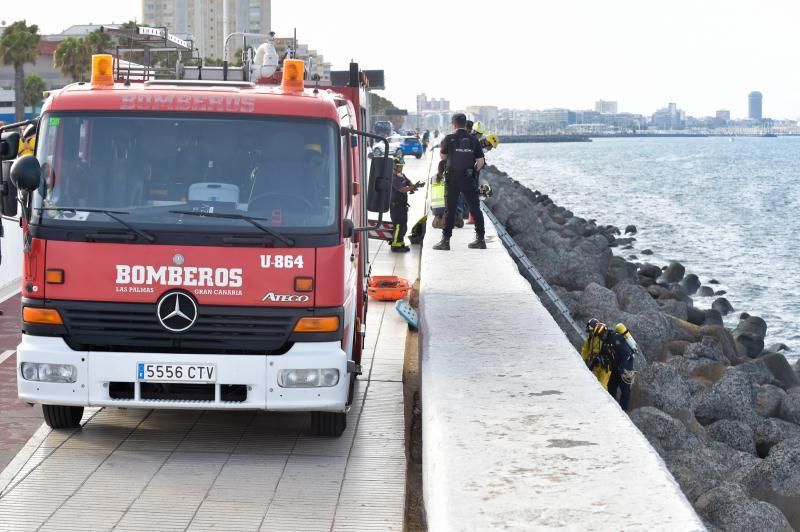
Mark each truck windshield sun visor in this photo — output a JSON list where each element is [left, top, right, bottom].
[[30, 112, 340, 243]]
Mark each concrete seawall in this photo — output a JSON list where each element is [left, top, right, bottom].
[[419, 207, 704, 530]]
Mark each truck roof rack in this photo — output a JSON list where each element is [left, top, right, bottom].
[[144, 80, 255, 88]]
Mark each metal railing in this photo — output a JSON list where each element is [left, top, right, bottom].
[[482, 203, 586, 344]]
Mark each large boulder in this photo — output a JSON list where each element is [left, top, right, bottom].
[[737, 358, 779, 386], [778, 393, 800, 425], [698, 325, 740, 364], [604, 256, 638, 288], [662, 446, 731, 502], [505, 207, 543, 237], [753, 418, 800, 457], [657, 261, 685, 284], [706, 419, 756, 455], [623, 311, 682, 362], [754, 384, 786, 418], [630, 362, 691, 414], [685, 336, 726, 363], [703, 309, 724, 327], [686, 305, 706, 326], [695, 482, 792, 532], [658, 299, 689, 321], [679, 273, 701, 296], [697, 286, 716, 297], [646, 284, 670, 299], [669, 356, 727, 383], [638, 263, 662, 279], [613, 282, 660, 315], [552, 266, 606, 292], [758, 352, 800, 390], [711, 297, 735, 316], [742, 439, 800, 529], [693, 369, 757, 426], [575, 283, 619, 324], [629, 407, 702, 453], [733, 316, 768, 358]]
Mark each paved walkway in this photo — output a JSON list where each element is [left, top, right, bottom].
[[0, 294, 43, 475], [0, 153, 431, 532]]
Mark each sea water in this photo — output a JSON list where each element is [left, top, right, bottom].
[[488, 137, 800, 359]]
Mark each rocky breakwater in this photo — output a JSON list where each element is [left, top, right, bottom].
[[481, 165, 800, 531]]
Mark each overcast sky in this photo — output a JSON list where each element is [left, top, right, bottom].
[[3, 0, 798, 119]]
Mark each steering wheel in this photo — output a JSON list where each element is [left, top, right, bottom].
[[249, 192, 314, 213]]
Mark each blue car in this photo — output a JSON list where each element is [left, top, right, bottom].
[[399, 136, 424, 159]]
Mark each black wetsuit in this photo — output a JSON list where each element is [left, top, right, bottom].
[[601, 331, 635, 410]]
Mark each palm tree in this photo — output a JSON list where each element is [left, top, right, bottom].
[[54, 37, 92, 82], [0, 20, 40, 121], [23, 73, 47, 112], [86, 28, 112, 54]]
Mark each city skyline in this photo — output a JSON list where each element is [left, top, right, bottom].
[[2, 0, 799, 119]]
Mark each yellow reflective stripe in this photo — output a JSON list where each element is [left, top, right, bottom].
[[392, 222, 401, 245]]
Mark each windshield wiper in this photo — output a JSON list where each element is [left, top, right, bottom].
[[169, 210, 295, 247], [37, 207, 156, 243]]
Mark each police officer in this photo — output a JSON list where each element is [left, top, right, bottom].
[[433, 113, 486, 250], [389, 156, 421, 253]]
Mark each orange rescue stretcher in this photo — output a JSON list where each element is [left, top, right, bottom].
[[367, 276, 411, 301]]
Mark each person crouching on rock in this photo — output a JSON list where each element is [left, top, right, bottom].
[[582, 319, 636, 411]]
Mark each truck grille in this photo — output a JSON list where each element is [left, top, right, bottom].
[[54, 301, 300, 354]]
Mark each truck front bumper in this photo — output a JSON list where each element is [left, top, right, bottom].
[[17, 335, 350, 412]]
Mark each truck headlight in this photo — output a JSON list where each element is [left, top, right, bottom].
[[20, 362, 77, 383], [278, 368, 339, 388]]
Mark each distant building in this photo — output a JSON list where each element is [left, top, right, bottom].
[[716, 110, 731, 121], [651, 102, 685, 130], [531, 108, 572, 128], [416, 93, 450, 112], [465, 105, 499, 130], [595, 100, 618, 114], [142, 0, 271, 60], [748, 91, 763, 120]]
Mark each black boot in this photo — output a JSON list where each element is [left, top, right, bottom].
[[468, 236, 486, 249], [433, 238, 450, 251]]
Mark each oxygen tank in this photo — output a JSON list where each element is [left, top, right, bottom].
[[615, 323, 639, 354]]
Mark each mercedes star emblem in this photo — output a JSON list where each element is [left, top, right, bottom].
[[156, 291, 198, 332]]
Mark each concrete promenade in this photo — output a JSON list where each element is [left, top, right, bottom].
[[419, 200, 705, 530], [0, 155, 432, 531]]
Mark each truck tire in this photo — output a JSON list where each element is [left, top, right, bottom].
[[415, 154, 422, 159], [311, 411, 346, 437], [42, 405, 84, 429]]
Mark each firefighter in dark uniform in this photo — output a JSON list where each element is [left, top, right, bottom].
[[433, 113, 486, 250], [584, 319, 636, 411], [389, 156, 420, 253]]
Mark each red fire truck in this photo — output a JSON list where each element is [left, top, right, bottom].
[[0, 52, 393, 437]]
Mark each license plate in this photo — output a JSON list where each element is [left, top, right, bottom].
[[137, 363, 216, 383]]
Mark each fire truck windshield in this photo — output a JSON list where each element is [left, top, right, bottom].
[[32, 113, 339, 237]]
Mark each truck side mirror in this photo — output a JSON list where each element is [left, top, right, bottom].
[[10, 155, 42, 192], [366, 155, 392, 214], [0, 132, 20, 161], [1, 160, 18, 217]]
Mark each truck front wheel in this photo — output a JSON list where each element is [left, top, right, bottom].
[[311, 411, 346, 437], [42, 405, 84, 429]]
